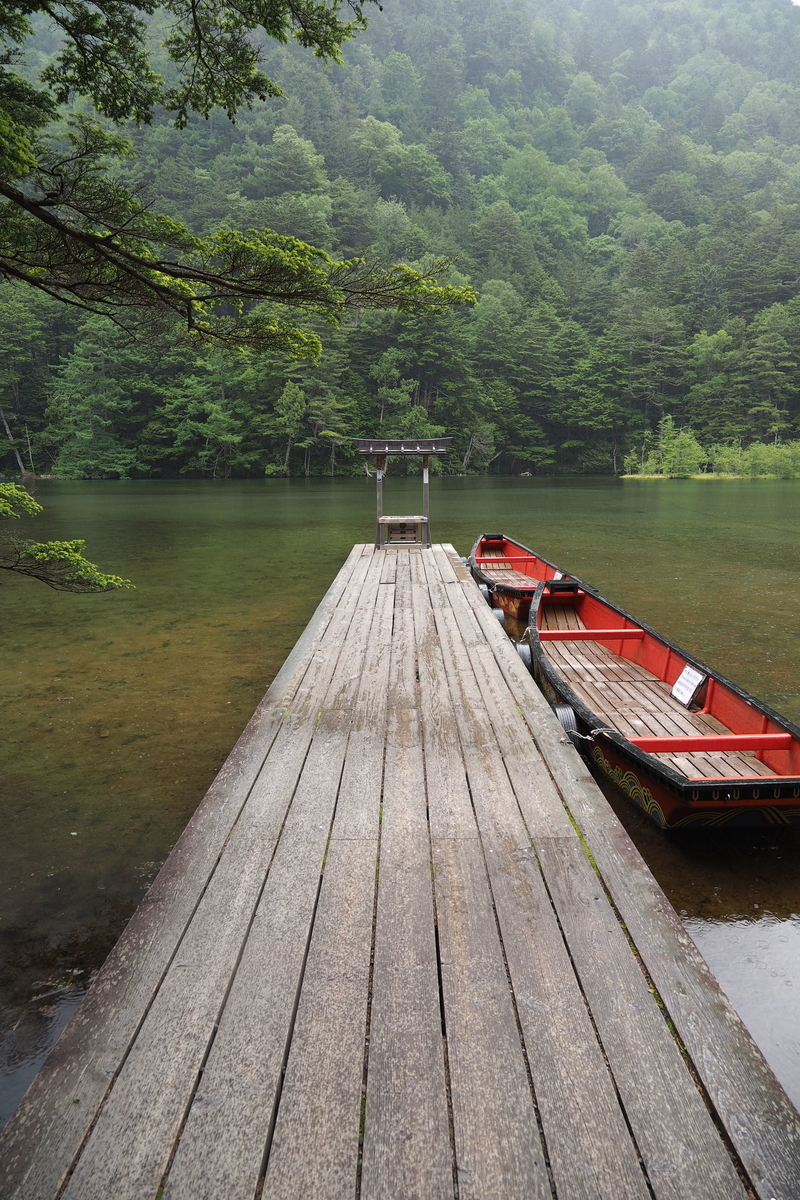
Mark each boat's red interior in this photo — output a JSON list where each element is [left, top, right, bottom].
[[475, 536, 563, 582], [537, 585, 800, 779]]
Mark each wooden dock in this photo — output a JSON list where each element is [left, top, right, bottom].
[[2, 544, 800, 1200]]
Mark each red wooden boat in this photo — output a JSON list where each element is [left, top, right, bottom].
[[529, 573, 800, 829], [472, 534, 800, 829], [469, 533, 574, 621]]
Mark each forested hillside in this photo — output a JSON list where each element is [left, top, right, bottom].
[[5, 0, 800, 477]]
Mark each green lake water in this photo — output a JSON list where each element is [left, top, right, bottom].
[[2, 476, 800, 1124]]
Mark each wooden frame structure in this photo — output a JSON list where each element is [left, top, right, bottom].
[[352, 437, 452, 547]]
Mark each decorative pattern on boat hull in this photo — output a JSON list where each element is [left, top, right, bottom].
[[589, 745, 667, 827], [670, 805, 800, 829], [589, 742, 800, 828], [493, 591, 531, 619]]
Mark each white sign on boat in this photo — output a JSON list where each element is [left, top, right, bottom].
[[671, 664, 706, 707]]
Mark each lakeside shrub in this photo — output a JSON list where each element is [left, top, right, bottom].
[[627, 431, 800, 478]]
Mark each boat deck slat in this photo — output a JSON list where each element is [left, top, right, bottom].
[[480, 565, 538, 587], [540, 605, 778, 781], [549, 604, 584, 631], [588, 679, 774, 778], [2, 546, 799, 1200], [550, 645, 656, 682], [478, 547, 539, 588]]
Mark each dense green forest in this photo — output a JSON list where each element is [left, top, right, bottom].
[[4, 0, 800, 477]]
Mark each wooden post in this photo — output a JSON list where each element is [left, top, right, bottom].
[[422, 454, 430, 547], [375, 454, 385, 548]]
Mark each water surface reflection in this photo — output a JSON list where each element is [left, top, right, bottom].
[[686, 913, 800, 1105]]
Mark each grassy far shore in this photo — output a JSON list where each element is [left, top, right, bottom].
[[623, 418, 800, 481], [621, 473, 800, 480]]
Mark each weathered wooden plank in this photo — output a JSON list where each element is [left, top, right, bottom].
[[62, 556, 386, 1200], [434, 564, 576, 841], [449, 549, 800, 1200], [379, 543, 399, 583], [423, 554, 652, 1200], [328, 561, 394, 842], [478, 843, 652, 1200], [258, 578, 395, 1199], [431, 543, 462, 584], [423, 558, 550, 855], [538, 836, 747, 1200], [361, 553, 454, 1200], [431, 837, 551, 1200], [259, 838, 377, 1200], [160, 560, 389, 1200], [410, 551, 477, 842], [549, 790, 800, 1200], [413, 560, 550, 1200], [0, 544, 371, 1200]]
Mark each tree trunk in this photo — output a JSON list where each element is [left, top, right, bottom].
[[0, 405, 27, 476], [24, 423, 35, 475]]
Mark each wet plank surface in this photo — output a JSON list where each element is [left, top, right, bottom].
[[2, 545, 799, 1200]]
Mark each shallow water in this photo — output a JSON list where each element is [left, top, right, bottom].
[[685, 913, 800, 1101], [2, 476, 800, 1123]]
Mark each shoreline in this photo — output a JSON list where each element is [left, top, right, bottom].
[[621, 472, 800, 481]]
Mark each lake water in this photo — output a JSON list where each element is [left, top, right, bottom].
[[2, 476, 800, 1124]]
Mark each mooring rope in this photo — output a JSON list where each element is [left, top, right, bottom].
[[560, 726, 617, 744]]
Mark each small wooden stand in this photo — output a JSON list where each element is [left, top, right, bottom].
[[352, 437, 452, 548]]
